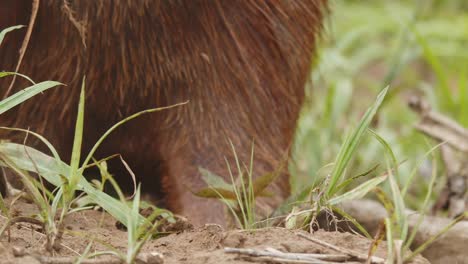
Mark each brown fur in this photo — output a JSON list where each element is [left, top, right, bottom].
[[0, 0, 327, 225]]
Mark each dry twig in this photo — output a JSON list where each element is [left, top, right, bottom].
[[13, 249, 163, 264], [408, 96, 468, 217], [225, 245, 374, 264], [4, 0, 40, 99], [296, 233, 385, 264]]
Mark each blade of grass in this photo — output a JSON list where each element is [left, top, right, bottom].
[[404, 212, 467, 262], [0, 25, 25, 45], [0, 155, 49, 215], [331, 205, 372, 239], [458, 65, 468, 126], [127, 185, 141, 262], [0, 81, 63, 115], [0, 127, 62, 162], [0, 142, 143, 226], [224, 154, 248, 228], [385, 217, 394, 264], [68, 77, 86, 196], [334, 164, 380, 194], [412, 27, 453, 111], [403, 147, 438, 253], [328, 174, 387, 206], [0, 72, 35, 84], [401, 142, 445, 197], [367, 129, 398, 166], [369, 129, 408, 242], [326, 86, 389, 197], [80, 101, 187, 170], [229, 140, 252, 227], [198, 167, 234, 191], [387, 160, 408, 242]]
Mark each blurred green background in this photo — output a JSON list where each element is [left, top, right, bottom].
[[291, 0, 468, 209]]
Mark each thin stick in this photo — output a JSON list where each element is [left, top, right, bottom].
[[4, 0, 40, 99], [14, 251, 163, 264], [251, 256, 358, 264], [225, 247, 348, 263], [296, 233, 385, 264], [265, 247, 348, 261]]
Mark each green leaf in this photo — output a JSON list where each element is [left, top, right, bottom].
[[403, 148, 438, 254], [402, 142, 444, 197], [0, 155, 49, 213], [331, 206, 372, 239], [0, 142, 143, 227], [81, 101, 188, 169], [251, 167, 283, 196], [0, 192, 9, 216], [193, 187, 237, 200], [405, 212, 468, 262], [68, 78, 86, 193], [334, 164, 380, 194], [326, 86, 389, 197], [328, 175, 387, 205], [198, 167, 233, 191], [0, 127, 61, 162], [369, 129, 407, 241], [0, 25, 24, 46], [388, 166, 408, 241], [458, 65, 468, 126], [385, 217, 395, 264], [0, 72, 35, 84], [412, 27, 454, 112], [0, 81, 62, 115]]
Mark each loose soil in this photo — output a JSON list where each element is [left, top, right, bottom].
[[0, 199, 428, 264]]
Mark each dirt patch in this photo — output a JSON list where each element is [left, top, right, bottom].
[[0, 199, 428, 264]]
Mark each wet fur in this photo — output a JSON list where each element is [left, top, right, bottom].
[[0, 0, 326, 225]]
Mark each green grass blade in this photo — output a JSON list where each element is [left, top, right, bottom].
[[0, 81, 62, 115], [0, 72, 35, 84], [0, 142, 66, 186], [403, 149, 438, 253], [0, 192, 9, 216], [458, 65, 468, 126], [193, 187, 237, 200], [404, 212, 467, 262], [387, 161, 408, 242], [412, 28, 453, 111], [328, 175, 387, 206], [127, 185, 141, 262], [0, 25, 24, 46], [331, 206, 372, 239], [401, 142, 444, 197], [0, 142, 143, 227], [369, 129, 407, 241], [207, 185, 244, 228], [51, 188, 63, 215], [0, 127, 61, 161], [81, 101, 187, 169], [68, 78, 86, 193], [367, 129, 398, 167], [0, 155, 49, 213], [326, 86, 389, 197], [385, 217, 394, 264], [229, 140, 252, 228], [198, 167, 233, 191], [334, 164, 380, 194]]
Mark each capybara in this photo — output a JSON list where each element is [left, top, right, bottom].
[[0, 1, 327, 225]]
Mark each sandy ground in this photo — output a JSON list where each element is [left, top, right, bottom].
[[0, 199, 429, 264]]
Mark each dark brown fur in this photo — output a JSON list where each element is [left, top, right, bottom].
[[0, 0, 326, 225]]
